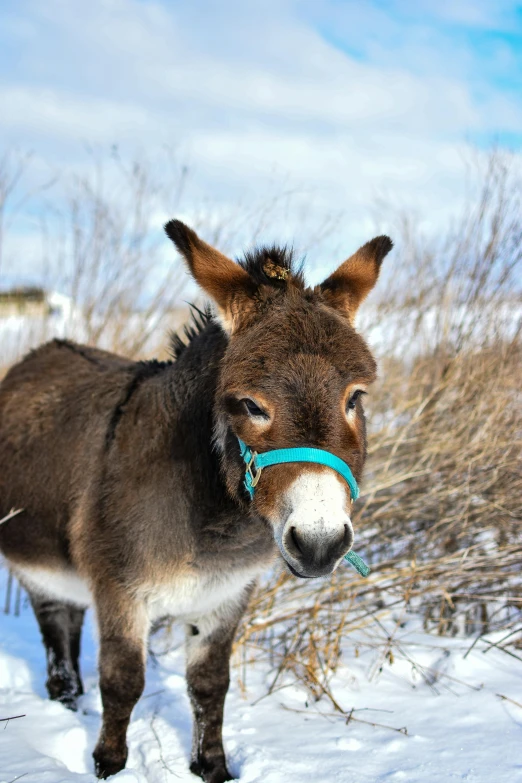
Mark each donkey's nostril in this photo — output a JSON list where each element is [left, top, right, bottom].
[[290, 526, 303, 555], [343, 523, 354, 549], [283, 525, 305, 559]]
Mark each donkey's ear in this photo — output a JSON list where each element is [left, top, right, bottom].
[[165, 220, 254, 332], [318, 236, 393, 322]]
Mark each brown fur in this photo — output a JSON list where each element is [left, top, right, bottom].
[[320, 235, 392, 321], [0, 221, 392, 780]]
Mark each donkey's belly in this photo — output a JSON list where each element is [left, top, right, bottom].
[[14, 565, 93, 607], [13, 562, 267, 618], [144, 564, 265, 624]]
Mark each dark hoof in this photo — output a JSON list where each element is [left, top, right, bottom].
[[93, 744, 128, 779], [55, 693, 79, 711], [47, 672, 82, 710], [190, 758, 234, 783]]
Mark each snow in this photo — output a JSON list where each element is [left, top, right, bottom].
[[1, 569, 520, 783], [356, 301, 522, 362], [0, 292, 187, 368]]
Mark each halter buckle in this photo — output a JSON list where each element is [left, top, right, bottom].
[[245, 452, 263, 488]]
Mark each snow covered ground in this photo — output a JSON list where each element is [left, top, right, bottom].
[[1, 569, 520, 783]]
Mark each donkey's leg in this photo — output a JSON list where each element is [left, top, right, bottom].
[[28, 591, 83, 709], [93, 591, 149, 780], [68, 605, 86, 696], [186, 594, 252, 783]]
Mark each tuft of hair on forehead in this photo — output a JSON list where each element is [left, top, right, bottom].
[[237, 245, 305, 289]]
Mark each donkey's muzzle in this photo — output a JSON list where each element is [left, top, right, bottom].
[[282, 521, 353, 578]]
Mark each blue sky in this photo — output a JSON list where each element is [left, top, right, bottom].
[[0, 0, 521, 283]]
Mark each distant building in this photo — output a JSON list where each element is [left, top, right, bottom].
[[0, 287, 72, 320]]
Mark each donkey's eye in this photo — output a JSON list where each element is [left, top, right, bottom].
[[346, 389, 366, 411], [242, 398, 268, 419]]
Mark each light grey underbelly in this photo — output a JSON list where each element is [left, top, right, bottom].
[[15, 565, 93, 607], [13, 562, 267, 621]]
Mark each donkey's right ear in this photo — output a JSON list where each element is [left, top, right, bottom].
[[165, 220, 254, 333]]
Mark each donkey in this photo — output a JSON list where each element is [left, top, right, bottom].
[[0, 220, 392, 781]]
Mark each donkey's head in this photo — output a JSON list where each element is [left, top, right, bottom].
[[166, 220, 392, 578]]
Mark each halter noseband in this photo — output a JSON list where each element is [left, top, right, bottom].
[[237, 438, 370, 577], [238, 438, 359, 501]]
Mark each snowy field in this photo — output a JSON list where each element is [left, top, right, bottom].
[[1, 569, 520, 783]]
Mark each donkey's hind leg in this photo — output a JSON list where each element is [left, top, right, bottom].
[[68, 605, 86, 696], [28, 591, 84, 710]]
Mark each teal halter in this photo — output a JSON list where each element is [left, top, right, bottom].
[[237, 438, 370, 577]]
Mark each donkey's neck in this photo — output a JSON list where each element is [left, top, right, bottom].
[[168, 320, 232, 501], [163, 320, 274, 567]]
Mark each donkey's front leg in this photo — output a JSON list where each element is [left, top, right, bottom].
[[186, 603, 247, 783], [93, 589, 149, 779]]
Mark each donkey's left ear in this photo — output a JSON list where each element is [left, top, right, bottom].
[[318, 236, 393, 322], [165, 219, 255, 333]]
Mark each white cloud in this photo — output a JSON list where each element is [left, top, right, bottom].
[[0, 0, 520, 282], [1, 87, 156, 143]]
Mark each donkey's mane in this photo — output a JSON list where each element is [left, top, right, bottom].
[[170, 304, 214, 360]]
